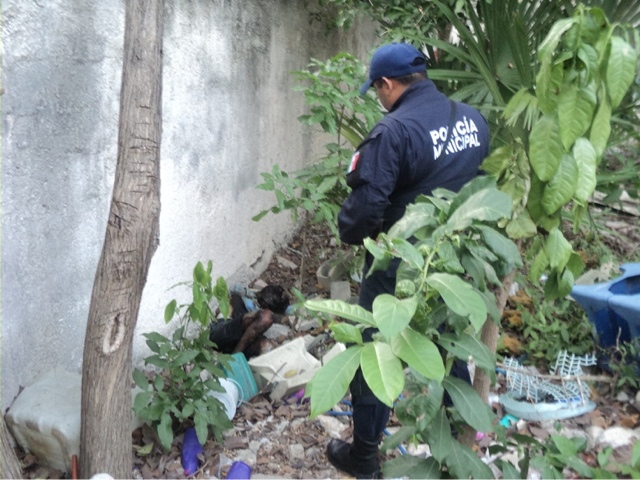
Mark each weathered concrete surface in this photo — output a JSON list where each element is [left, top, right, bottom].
[[1, 0, 376, 411]]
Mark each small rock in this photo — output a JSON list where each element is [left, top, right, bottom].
[[249, 438, 270, 454], [232, 449, 257, 467], [617, 391, 630, 403], [297, 318, 321, 332], [587, 425, 604, 449], [317, 414, 348, 439], [263, 324, 292, 340], [305, 446, 322, 459], [597, 426, 640, 449], [276, 255, 298, 270], [252, 279, 268, 290], [272, 419, 290, 436], [406, 443, 431, 457], [559, 427, 589, 443], [330, 281, 351, 302], [288, 444, 305, 462]]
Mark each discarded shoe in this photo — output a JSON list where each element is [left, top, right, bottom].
[[326, 437, 382, 479]]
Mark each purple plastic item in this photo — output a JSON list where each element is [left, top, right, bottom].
[[285, 388, 306, 404], [181, 427, 203, 475], [226, 460, 252, 479]]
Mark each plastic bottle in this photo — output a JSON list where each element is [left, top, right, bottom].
[[226, 460, 252, 479], [207, 377, 240, 420], [181, 427, 203, 475]]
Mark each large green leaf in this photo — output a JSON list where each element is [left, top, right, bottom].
[[383, 456, 442, 480], [361, 342, 405, 407], [373, 294, 418, 341], [437, 333, 496, 384], [529, 247, 550, 284], [442, 376, 495, 433], [577, 44, 599, 79], [536, 58, 563, 114], [606, 36, 638, 109], [545, 228, 573, 270], [429, 407, 455, 463], [506, 211, 538, 239], [529, 114, 564, 182], [481, 144, 512, 176], [589, 95, 611, 161], [390, 238, 425, 270], [382, 424, 417, 452], [175, 350, 200, 366], [537, 17, 577, 61], [330, 321, 363, 345], [444, 439, 495, 480], [132, 369, 150, 390], [437, 241, 465, 274], [308, 346, 362, 418], [391, 328, 445, 381], [158, 413, 174, 451], [305, 299, 376, 327], [542, 153, 578, 214], [388, 202, 437, 240], [527, 173, 561, 232], [448, 176, 497, 214], [557, 84, 596, 150], [447, 188, 512, 231], [426, 273, 487, 332], [572, 138, 597, 204], [475, 225, 522, 267]]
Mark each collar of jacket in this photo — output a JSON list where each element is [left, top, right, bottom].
[[387, 78, 436, 113]]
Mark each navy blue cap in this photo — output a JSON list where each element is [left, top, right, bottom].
[[360, 43, 426, 95]]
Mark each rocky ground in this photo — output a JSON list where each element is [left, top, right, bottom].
[[17, 204, 640, 479]]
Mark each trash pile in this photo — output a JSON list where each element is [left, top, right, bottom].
[[171, 280, 349, 478]]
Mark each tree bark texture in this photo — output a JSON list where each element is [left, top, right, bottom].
[[80, 1, 163, 478], [459, 269, 516, 449], [1, 418, 22, 479]]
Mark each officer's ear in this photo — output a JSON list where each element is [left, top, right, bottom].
[[378, 77, 393, 91]]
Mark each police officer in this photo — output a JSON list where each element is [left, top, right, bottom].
[[326, 43, 490, 478]]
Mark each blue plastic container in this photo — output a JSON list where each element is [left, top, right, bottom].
[[571, 263, 640, 348]]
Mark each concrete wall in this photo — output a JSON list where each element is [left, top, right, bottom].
[[1, 0, 375, 411]]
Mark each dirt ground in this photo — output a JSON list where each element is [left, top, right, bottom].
[[16, 204, 640, 479]]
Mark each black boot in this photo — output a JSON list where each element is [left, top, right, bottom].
[[326, 435, 382, 479]]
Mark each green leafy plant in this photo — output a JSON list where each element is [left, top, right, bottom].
[[484, 4, 638, 303], [304, 177, 522, 478], [252, 53, 381, 243], [489, 433, 640, 479], [133, 261, 233, 450], [601, 337, 640, 392], [510, 282, 595, 368]]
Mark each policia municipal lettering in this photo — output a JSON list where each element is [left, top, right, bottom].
[[326, 43, 490, 479]]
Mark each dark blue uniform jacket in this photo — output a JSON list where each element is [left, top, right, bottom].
[[338, 79, 490, 245]]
